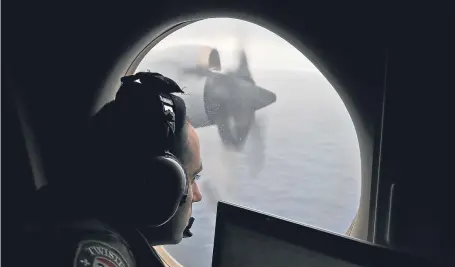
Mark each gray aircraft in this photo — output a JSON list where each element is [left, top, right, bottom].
[[140, 44, 277, 151]]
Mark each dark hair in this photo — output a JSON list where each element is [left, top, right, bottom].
[[84, 80, 190, 185]]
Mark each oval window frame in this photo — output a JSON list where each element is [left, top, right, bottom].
[[122, 17, 365, 267]]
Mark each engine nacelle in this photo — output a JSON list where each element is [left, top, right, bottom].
[[197, 46, 221, 70]]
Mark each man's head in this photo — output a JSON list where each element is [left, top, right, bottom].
[[86, 73, 203, 244], [156, 120, 203, 243]]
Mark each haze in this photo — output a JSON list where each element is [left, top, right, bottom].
[[148, 18, 319, 72]]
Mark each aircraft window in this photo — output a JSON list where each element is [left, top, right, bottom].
[[136, 18, 361, 267]]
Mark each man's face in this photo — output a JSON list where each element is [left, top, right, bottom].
[[160, 122, 203, 243], [181, 122, 203, 221]]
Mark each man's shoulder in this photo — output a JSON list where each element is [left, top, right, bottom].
[[72, 238, 132, 267], [30, 219, 136, 267], [64, 220, 137, 267]]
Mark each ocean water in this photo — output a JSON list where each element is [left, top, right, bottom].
[[163, 69, 362, 267]]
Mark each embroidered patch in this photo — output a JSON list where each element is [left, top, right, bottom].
[[73, 240, 129, 267]]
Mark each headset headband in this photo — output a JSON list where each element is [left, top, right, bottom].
[[115, 72, 187, 152]]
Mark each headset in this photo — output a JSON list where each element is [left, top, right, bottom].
[[88, 72, 190, 227]]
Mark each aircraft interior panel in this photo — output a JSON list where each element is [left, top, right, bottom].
[[212, 201, 437, 267], [218, 224, 360, 267]]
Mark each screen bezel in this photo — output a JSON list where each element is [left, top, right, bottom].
[[212, 201, 434, 267]]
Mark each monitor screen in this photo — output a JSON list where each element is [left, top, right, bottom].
[[212, 201, 433, 267], [220, 223, 360, 267]]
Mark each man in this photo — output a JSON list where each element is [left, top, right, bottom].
[[28, 73, 203, 267]]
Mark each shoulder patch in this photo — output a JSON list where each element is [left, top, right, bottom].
[[73, 240, 130, 267]]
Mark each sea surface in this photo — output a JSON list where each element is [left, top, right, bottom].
[[162, 69, 362, 267]]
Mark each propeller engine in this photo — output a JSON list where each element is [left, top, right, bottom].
[[186, 48, 276, 152]]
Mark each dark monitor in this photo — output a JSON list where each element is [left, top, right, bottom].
[[212, 201, 436, 267]]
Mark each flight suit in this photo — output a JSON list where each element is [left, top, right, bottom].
[[26, 219, 166, 267]]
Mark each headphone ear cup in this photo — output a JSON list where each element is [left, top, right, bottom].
[[138, 155, 187, 226], [96, 154, 187, 227]]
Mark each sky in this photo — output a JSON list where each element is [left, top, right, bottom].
[[145, 18, 319, 72]]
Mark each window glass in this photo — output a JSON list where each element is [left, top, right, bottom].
[[136, 18, 361, 267]]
